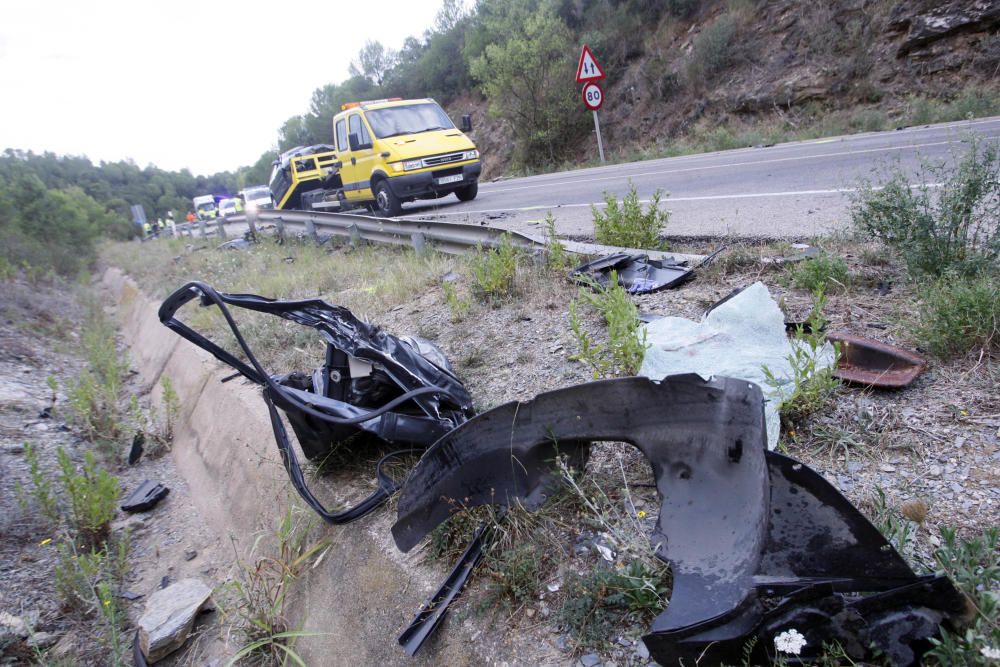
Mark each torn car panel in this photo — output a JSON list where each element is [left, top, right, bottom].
[[159, 281, 473, 523], [826, 332, 927, 388], [571, 253, 693, 293], [392, 374, 964, 665]]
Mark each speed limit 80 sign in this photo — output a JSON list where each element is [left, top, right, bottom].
[[582, 82, 604, 110]]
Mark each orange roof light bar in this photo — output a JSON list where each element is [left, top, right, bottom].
[[340, 97, 403, 111]]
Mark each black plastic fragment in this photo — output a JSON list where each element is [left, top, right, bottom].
[[571, 253, 693, 293], [392, 375, 966, 665], [397, 520, 494, 656], [159, 281, 473, 525], [128, 432, 144, 465], [121, 480, 169, 513]]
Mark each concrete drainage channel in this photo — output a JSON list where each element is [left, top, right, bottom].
[[102, 267, 541, 665]]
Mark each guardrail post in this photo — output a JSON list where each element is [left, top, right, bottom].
[[348, 224, 362, 248], [274, 216, 285, 242], [246, 208, 259, 238], [411, 232, 426, 255], [199, 220, 207, 238], [304, 217, 318, 242], [216, 220, 227, 240]]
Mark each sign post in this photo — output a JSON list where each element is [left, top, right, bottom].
[[576, 45, 606, 163]]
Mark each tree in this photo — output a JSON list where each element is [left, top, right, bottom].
[[469, 0, 586, 167], [349, 40, 398, 86]]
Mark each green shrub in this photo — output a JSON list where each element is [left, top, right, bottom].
[[763, 289, 840, 425], [592, 183, 669, 249], [926, 527, 999, 666], [469, 234, 521, 304], [160, 375, 180, 444], [57, 448, 120, 549], [544, 212, 569, 271], [66, 300, 128, 443], [788, 251, 850, 291], [686, 14, 737, 84], [851, 139, 1000, 278], [481, 543, 546, 612], [912, 274, 999, 358], [570, 273, 647, 377], [16, 442, 59, 525], [558, 561, 670, 647]]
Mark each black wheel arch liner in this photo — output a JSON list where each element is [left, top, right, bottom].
[[391, 375, 966, 665]]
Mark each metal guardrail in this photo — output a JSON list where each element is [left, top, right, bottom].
[[176, 209, 705, 264]]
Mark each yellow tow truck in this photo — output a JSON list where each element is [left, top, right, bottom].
[[269, 98, 481, 216]]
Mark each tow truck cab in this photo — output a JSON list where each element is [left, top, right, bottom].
[[268, 98, 481, 216]]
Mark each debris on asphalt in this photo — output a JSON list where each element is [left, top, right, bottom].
[[392, 374, 967, 666], [136, 578, 213, 663], [121, 480, 170, 513], [571, 253, 693, 293], [826, 332, 927, 388], [640, 282, 834, 449]]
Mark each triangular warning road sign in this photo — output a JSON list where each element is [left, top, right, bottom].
[[575, 44, 605, 83]]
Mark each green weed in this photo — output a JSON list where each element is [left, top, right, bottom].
[[57, 448, 120, 549], [65, 301, 128, 445], [592, 183, 669, 249], [544, 212, 570, 272], [481, 543, 546, 612], [851, 139, 1000, 278], [160, 375, 180, 444], [558, 561, 670, 649], [926, 527, 1000, 666], [469, 234, 521, 304], [220, 505, 329, 666], [442, 281, 472, 322], [912, 273, 999, 358], [763, 288, 840, 425], [570, 273, 647, 377], [788, 252, 850, 292]]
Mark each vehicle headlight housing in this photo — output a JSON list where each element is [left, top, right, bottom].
[[462, 149, 479, 161], [402, 159, 423, 171]]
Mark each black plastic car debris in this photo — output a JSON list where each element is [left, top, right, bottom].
[[159, 281, 473, 524], [121, 480, 170, 513], [392, 375, 965, 665], [571, 253, 693, 293]]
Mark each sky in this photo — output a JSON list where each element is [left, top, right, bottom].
[[0, 0, 446, 175]]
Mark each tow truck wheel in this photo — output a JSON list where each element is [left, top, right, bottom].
[[455, 182, 478, 202], [374, 180, 402, 217]]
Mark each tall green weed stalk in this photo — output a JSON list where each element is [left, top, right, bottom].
[[570, 272, 647, 377]]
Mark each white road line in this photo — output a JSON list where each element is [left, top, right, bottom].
[[478, 138, 981, 196], [402, 183, 942, 218]]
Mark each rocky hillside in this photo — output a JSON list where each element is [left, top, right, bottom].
[[459, 0, 1000, 178]]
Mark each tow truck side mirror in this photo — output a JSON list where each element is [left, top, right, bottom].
[[460, 114, 472, 133], [348, 133, 372, 151]]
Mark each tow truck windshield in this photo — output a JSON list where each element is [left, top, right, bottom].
[[366, 103, 455, 139]]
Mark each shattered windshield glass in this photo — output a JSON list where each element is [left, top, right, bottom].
[[365, 103, 455, 139]]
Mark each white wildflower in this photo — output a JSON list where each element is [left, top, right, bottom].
[[981, 645, 1000, 661], [774, 628, 807, 655]]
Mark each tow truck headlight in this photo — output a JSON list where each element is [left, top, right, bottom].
[[401, 159, 423, 171], [462, 150, 479, 161]]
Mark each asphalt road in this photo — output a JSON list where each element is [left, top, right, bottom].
[[399, 115, 1000, 239]]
